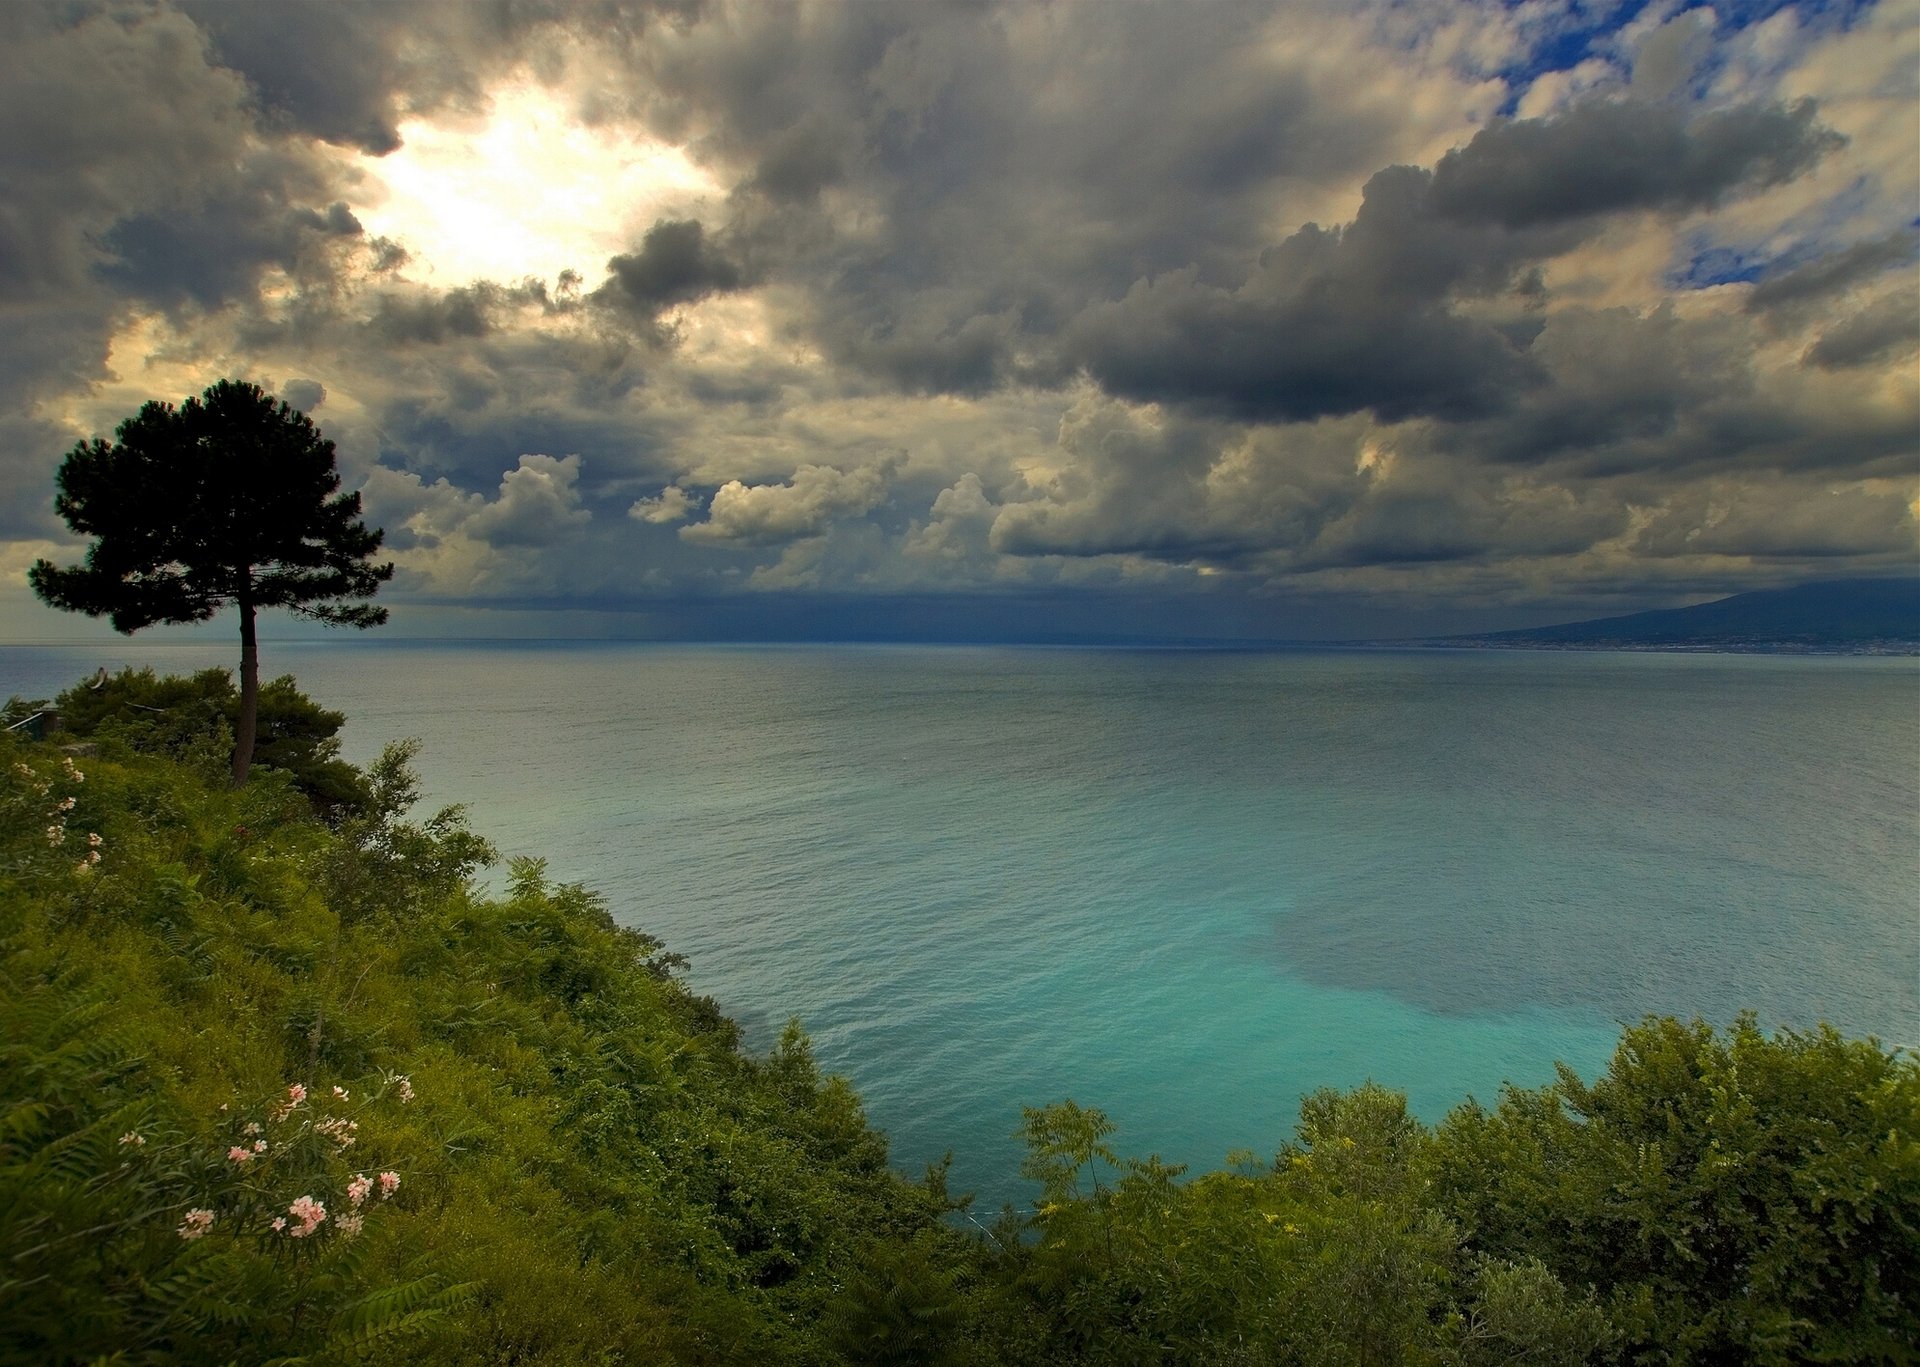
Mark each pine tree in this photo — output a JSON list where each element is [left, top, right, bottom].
[[30, 380, 392, 786]]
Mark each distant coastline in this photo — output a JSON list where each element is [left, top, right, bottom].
[[1413, 576, 1920, 656], [1408, 637, 1920, 656]]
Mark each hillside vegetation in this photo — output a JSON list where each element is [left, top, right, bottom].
[[3, 671, 1915, 1365]]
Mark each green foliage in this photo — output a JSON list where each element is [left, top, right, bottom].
[[55, 667, 373, 818], [1430, 1014, 1920, 1364], [824, 1231, 973, 1367], [1451, 1258, 1612, 1367], [3, 678, 1914, 1365], [29, 379, 391, 786], [0, 711, 960, 1364], [28, 381, 391, 635]]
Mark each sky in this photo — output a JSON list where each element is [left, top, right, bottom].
[[2, 0, 1915, 644]]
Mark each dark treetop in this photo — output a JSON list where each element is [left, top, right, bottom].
[[29, 379, 392, 783]]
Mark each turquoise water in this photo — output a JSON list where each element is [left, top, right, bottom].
[[6, 642, 1917, 1209]]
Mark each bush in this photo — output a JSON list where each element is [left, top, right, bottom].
[[55, 667, 373, 820]]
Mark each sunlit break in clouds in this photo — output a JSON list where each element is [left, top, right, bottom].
[[0, 0, 1914, 642], [355, 81, 723, 287]]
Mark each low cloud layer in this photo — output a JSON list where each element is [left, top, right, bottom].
[[2, 0, 1914, 640]]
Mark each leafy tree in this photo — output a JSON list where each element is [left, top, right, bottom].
[[54, 666, 374, 820], [29, 381, 392, 788], [1429, 1014, 1920, 1363]]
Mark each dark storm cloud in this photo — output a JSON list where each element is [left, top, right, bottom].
[[1746, 230, 1920, 313], [0, 4, 247, 301], [178, 0, 703, 154], [1457, 306, 1754, 467], [644, 1, 1430, 402], [0, 1, 383, 537], [97, 191, 362, 310], [368, 289, 499, 347], [364, 279, 566, 347], [181, 0, 428, 153], [1427, 98, 1843, 228], [2, 0, 1910, 633], [1419, 303, 1915, 484], [1063, 165, 1556, 424], [1063, 97, 1841, 427], [1803, 287, 1920, 369], [594, 219, 744, 324], [747, 121, 846, 204]]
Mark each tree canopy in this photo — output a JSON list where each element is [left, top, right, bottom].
[[29, 380, 391, 786]]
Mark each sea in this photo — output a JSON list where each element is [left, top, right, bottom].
[[6, 640, 1917, 1211]]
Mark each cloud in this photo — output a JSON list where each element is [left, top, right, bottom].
[[176, 0, 606, 155], [682, 460, 896, 546], [594, 219, 744, 325], [1632, 476, 1918, 561], [354, 453, 602, 598], [1062, 91, 1843, 429], [1427, 97, 1841, 229], [629, 485, 697, 524], [747, 119, 846, 203], [98, 191, 364, 312], [362, 278, 567, 347], [904, 473, 1000, 574], [1746, 231, 1919, 314], [280, 378, 326, 411], [1, 0, 1912, 636], [0, 3, 362, 420], [464, 454, 592, 546], [1803, 287, 1920, 369], [1062, 164, 1552, 425]]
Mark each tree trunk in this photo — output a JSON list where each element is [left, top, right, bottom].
[[231, 595, 259, 788]]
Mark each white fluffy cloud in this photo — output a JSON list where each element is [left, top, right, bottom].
[[358, 454, 592, 593], [466, 454, 591, 546], [681, 460, 897, 546], [629, 485, 697, 524]]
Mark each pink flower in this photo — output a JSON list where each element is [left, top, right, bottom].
[[336, 1211, 365, 1240], [286, 1195, 326, 1237], [226, 1145, 254, 1164], [177, 1208, 215, 1241], [347, 1174, 373, 1208], [118, 1131, 144, 1147], [377, 1171, 400, 1199], [242, 1122, 262, 1137], [271, 1217, 287, 1233], [56, 796, 75, 812], [331, 1085, 349, 1100], [271, 1083, 309, 1123], [253, 1139, 267, 1153], [86, 831, 102, 848], [45, 826, 64, 846]]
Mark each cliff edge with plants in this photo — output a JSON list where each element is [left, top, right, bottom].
[[3, 673, 1913, 1365]]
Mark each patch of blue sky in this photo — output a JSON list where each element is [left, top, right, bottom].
[[1673, 243, 1772, 288], [1671, 175, 1897, 291], [1490, 0, 1877, 116]]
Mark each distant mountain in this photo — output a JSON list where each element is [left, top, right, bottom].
[[1443, 578, 1920, 652]]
